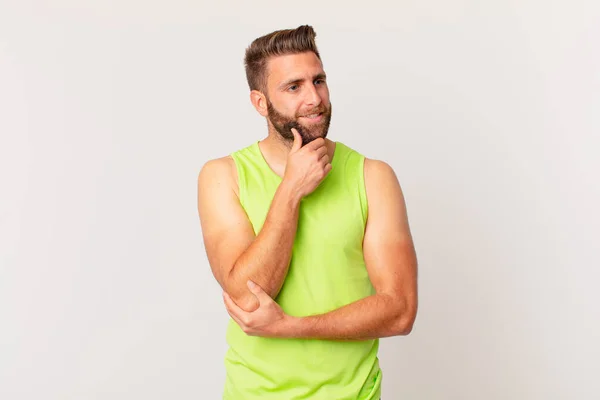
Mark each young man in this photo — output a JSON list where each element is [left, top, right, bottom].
[[197, 25, 418, 400]]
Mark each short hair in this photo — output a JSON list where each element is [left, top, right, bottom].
[[244, 25, 322, 93]]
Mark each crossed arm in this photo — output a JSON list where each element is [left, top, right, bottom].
[[198, 157, 418, 340], [197, 156, 302, 312]]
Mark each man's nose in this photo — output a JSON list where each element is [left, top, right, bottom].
[[304, 83, 322, 107]]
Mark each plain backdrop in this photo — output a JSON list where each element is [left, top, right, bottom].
[[1, 1, 598, 399]]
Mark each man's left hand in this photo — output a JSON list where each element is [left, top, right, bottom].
[[223, 280, 296, 338]]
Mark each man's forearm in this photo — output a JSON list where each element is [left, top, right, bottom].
[[227, 181, 301, 311], [284, 293, 416, 341]]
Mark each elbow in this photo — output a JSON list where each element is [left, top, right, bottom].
[[224, 266, 260, 313], [395, 317, 415, 336], [223, 280, 260, 313], [236, 294, 260, 313], [391, 301, 417, 336], [226, 290, 260, 313]]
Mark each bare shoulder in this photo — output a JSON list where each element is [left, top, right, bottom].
[[363, 157, 410, 232], [364, 158, 401, 189], [197, 155, 239, 198]]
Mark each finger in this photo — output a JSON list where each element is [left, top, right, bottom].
[[223, 293, 249, 328], [303, 137, 326, 151], [315, 145, 328, 159], [247, 280, 274, 304], [291, 128, 302, 151], [226, 307, 246, 330], [223, 290, 242, 307]]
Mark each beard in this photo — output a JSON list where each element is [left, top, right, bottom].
[[266, 99, 332, 147]]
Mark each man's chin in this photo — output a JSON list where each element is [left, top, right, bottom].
[[272, 119, 329, 145], [300, 130, 328, 146], [295, 122, 328, 137]]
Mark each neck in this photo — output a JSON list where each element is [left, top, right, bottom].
[[267, 128, 294, 150], [259, 131, 294, 169], [258, 129, 335, 178]]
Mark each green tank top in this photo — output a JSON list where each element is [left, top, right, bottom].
[[225, 140, 382, 400]]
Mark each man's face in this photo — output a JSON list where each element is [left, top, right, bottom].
[[263, 52, 332, 146]]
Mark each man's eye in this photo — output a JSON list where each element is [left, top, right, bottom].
[[288, 85, 298, 91], [315, 79, 324, 85]]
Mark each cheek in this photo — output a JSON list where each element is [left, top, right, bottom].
[[275, 99, 298, 117], [319, 85, 330, 99], [291, 103, 305, 117]]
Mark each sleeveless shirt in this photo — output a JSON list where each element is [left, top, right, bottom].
[[224, 140, 382, 400]]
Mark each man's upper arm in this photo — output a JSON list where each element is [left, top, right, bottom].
[[197, 157, 256, 289], [362, 158, 418, 328]]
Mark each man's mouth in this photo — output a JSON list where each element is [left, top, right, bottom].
[[300, 112, 323, 122]]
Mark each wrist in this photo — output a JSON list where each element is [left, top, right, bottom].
[[279, 315, 303, 338], [278, 180, 303, 207]]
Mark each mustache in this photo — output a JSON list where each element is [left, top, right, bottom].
[[297, 106, 328, 118]]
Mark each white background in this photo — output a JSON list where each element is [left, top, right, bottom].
[[1, 1, 598, 399]]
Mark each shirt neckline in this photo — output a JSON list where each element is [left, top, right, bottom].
[[254, 140, 340, 181]]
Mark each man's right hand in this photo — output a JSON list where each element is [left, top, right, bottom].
[[283, 128, 332, 200]]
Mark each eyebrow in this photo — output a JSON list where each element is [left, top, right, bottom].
[[278, 73, 327, 90]]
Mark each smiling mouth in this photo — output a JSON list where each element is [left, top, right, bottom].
[[300, 113, 323, 120]]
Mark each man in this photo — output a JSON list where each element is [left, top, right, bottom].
[[197, 25, 418, 400]]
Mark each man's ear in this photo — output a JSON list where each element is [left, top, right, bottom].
[[250, 90, 268, 117]]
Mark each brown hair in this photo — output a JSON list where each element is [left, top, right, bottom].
[[244, 25, 321, 93]]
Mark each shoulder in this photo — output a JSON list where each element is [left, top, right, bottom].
[[197, 155, 239, 197], [363, 158, 403, 199], [198, 142, 259, 198], [336, 144, 399, 187], [198, 155, 236, 182], [364, 158, 397, 180]]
